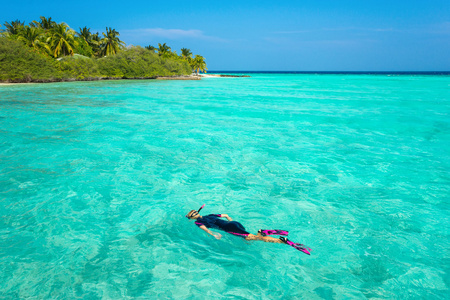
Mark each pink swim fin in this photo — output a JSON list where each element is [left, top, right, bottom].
[[279, 236, 311, 255]]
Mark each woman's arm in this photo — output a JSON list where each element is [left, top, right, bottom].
[[220, 214, 233, 221], [199, 225, 222, 239]]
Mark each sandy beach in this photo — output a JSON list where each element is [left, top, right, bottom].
[[0, 82, 28, 86], [0, 74, 249, 85]]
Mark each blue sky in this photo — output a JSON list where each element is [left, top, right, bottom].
[[2, 1, 449, 71]]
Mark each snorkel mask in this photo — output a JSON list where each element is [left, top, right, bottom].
[[186, 204, 205, 219]]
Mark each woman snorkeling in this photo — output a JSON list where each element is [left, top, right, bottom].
[[186, 205, 311, 255]]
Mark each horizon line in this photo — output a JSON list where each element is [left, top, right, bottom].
[[207, 70, 450, 74]]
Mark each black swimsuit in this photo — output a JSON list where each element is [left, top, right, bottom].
[[195, 214, 250, 237]]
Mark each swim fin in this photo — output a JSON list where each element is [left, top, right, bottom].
[[279, 237, 311, 255], [259, 229, 289, 237]]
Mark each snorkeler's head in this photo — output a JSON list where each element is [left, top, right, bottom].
[[186, 204, 205, 219], [186, 210, 198, 219]]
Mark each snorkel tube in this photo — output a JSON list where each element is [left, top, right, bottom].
[[186, 204, 205, 219]]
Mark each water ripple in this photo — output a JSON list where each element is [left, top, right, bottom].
[[1, 76, 449, 298]]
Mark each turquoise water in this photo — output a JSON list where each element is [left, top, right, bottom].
[[0, 74, 449, 299]]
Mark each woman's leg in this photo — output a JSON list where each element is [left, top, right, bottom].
[[245, 233, 284, 243], [223, 222, 283, 243]]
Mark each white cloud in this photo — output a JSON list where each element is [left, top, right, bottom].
[[273, 27, 396, 34], [120, 28, 227, 42]]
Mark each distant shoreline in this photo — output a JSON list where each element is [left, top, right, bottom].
[[209, 71, 450, 75], [0, 74, 251, 85]]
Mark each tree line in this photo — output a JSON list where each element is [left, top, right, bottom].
[[145, 43, 207, 75], [0, 16, 207, 81]]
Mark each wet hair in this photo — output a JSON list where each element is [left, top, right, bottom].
[[187, 210, 197, 218], [186, 205, 204, 219]]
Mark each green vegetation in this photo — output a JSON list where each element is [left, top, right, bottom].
[[192, 55, 208, 75], [0, 38, 60, 82], [99, 27, 124, 57], [0, 16, 207, 82], [96, 46, 191, 78]]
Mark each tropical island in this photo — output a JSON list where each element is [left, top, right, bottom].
[[0, 17, 208, 83]]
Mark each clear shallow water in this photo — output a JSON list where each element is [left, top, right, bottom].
[[0, 74, 449, 299]]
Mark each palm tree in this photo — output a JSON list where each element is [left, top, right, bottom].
[[145, 45, 157, 52], [181, 48, 192, 57], [181, 48, 192, 62], [99, 27, 125, 56], [39, 16, 56, 31], [16, 26, 50, 54], [157, 43, 171, 57], [192, 55, 207, 75], [92, 32, 101, 42], [17, 26, 42, 47], [47, 23, 77, 57], [2, 20, 24, 36], [75, 27, 96, 57], [90, 32, 102, 56], [29, 20, 40, 28], [77, 27, 91, 42]]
